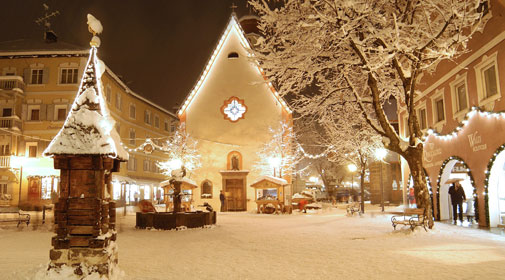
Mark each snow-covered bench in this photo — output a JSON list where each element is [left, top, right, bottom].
[[346, 202, 360, 216], [391, 208, 427, 231], [0, 207, 30, 227]]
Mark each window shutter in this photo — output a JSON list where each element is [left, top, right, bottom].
[[40, 105, 47, 121], [23, 69, 31, 84], [21, 104, 27, 120], [42, 68, 50, 84], [47, 105, 55, 121]]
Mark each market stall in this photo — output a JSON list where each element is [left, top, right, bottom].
[[160, 178, 197, 212], [250, 176, 290, 214]]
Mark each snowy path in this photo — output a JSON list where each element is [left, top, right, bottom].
[[1, 205, 505, 280]]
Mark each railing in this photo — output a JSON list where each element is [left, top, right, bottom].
[[0, 156, 10, 168], [0, 76, 25, 92], [0, 116, 22, 131]]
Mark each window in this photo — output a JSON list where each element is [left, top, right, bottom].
[[31, 69, 43, 84], [228, 52, 239, 59], [57, 108, 67, 121], [106, 86, 112, 103], [144, 110, 151, 125], [201, 180, 213, 199], [435, 98, 445, 123], [129, 104, 136, 119], [115, 93, 122, 111], [26, 142, 37, 158], [127, 156, 137, 171], [129, 129, 136, 145], [164, 120, 169, 132], [475, 52, 501, 107], [418, 108, 427, 130], [143, 160, 150, 172], [28, 106, 41, 121], [483, 65, 498, 99], [455, 82, 468, 112], [41, 176, 58, 200], [154, 115, 159, 128], [170, 124, 176, 133], [0, 144, 10, 156], [60, 68, 78, 84], [2, 108, 12, 117], [0, 184, 7, 195]]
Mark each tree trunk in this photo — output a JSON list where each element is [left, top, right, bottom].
[[360, 166, 366, 214], [404, 145, 434, 228]]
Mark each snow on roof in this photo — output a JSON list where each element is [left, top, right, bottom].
[[0, 39, 89, 57], [251, 175, 288, 186], [43, 47, 128, 161], [177, 13, 291, 117]]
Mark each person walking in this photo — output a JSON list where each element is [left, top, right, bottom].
[[220, 190, 226, 212], [448, 180, 466, 223]]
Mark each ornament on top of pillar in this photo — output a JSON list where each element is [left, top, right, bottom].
[[41, 13, 128, 279]]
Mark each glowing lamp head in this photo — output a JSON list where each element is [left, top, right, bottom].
[[347, 164, 357, 173], [168, 158, 183, 170], [375, 148, 388, 161], [10, 156, 23, 169], [309, 176, 318, 183], [268, 157, 281, 168]]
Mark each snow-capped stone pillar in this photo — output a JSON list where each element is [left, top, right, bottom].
[[43, 14, 128, 278]]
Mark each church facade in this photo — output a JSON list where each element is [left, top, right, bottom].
[[177, 15, 292, 211]]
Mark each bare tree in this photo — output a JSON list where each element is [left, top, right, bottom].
[[250, 0, 487, 227]]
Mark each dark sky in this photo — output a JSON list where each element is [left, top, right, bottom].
[[0, 0, 253, 112]]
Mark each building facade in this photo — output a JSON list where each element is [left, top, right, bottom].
[[0, 40, 177, 209], [398, 0, 505, 227], [178, 14, 292, 212]]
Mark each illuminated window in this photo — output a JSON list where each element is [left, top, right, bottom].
[[221, 97, 247, 122], [201, 180, 213, 199]]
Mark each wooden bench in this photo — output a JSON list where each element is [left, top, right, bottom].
[[391, 208, 427, 231], [346, 202, 360, 216], [0, 207, 30, 227]]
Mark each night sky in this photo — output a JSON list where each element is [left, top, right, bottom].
[[0, 0, 253, 112]]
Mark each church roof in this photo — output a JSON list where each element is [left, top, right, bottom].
[[0, 39, 89, 57], [177, 13, 291, 117]]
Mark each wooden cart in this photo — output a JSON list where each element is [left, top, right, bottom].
[[250, 176, 290, 214]]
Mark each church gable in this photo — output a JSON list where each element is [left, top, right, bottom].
[[178, 14, 291, 128]]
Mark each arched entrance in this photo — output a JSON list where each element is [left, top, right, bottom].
[[437, 157, 477, 223], [485, 144, 505, 227]]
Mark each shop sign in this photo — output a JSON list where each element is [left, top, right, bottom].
[[468, 131, 487, 152], [424, 143, 442, 163]]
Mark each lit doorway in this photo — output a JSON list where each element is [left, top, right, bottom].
[[487, 148, 505, 227]]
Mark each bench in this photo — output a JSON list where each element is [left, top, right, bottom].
[[0, 207, 30, 227], [346, 202, 361, 216], [391, 208, 427, 231]]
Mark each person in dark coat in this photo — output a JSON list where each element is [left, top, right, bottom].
[[448, 181, 466, 223], [219, 190, 226, 212]]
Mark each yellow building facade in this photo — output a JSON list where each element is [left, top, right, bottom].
[[0, 40, 177, 209]]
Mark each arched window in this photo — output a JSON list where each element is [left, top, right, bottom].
[[228, 52, 239, 59], [201, 180, 213, 199]]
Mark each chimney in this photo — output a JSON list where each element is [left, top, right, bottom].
[[44, 30, 58, 43]]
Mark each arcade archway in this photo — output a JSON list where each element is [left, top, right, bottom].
[[485, 144, 505, 227], [437, 157, 477, 223]]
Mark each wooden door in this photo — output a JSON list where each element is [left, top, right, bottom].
[[226, 179, 245, 211]]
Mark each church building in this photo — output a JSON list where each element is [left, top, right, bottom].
[[177, 14, 292, 211]]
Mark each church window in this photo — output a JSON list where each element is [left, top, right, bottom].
[[201, 180, 213, 199], [228, 52, 239, 59], [221, 96, 247, 122]]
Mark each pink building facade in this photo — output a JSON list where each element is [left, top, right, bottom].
[[399, 0, 505, 228]]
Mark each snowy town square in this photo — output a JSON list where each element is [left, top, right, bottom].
[[1, 0, 505, 279], [0, 206, 504, 280]]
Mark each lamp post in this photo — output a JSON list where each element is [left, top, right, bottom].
[[347, 164, 357, 203], [375, 148, 388, 212], [10, 156, 23, 207]]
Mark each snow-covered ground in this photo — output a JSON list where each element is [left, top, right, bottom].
[[1, 204, 505, 280]]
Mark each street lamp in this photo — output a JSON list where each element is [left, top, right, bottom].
[[10, 156, 23, 207], [347, 164, 357, 202], [268, 157, 281, 177], [375, 148, 388, 212]]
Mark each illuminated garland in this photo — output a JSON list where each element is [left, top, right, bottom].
[[426, 106, 505, 140], [296, 142, 329, 159], [483, 143, 505, 227], [435, 156, 480, 224]]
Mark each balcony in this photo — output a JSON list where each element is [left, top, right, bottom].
[[0, 76, 25, 94], [0, 116, 22, 131], [0, 156, 10, 168]]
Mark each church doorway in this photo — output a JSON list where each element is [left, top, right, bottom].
[[220, 170, 249, 212]]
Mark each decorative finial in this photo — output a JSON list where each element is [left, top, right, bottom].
[[230, 2, 238, 13], [87, 14, 103, 48]]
